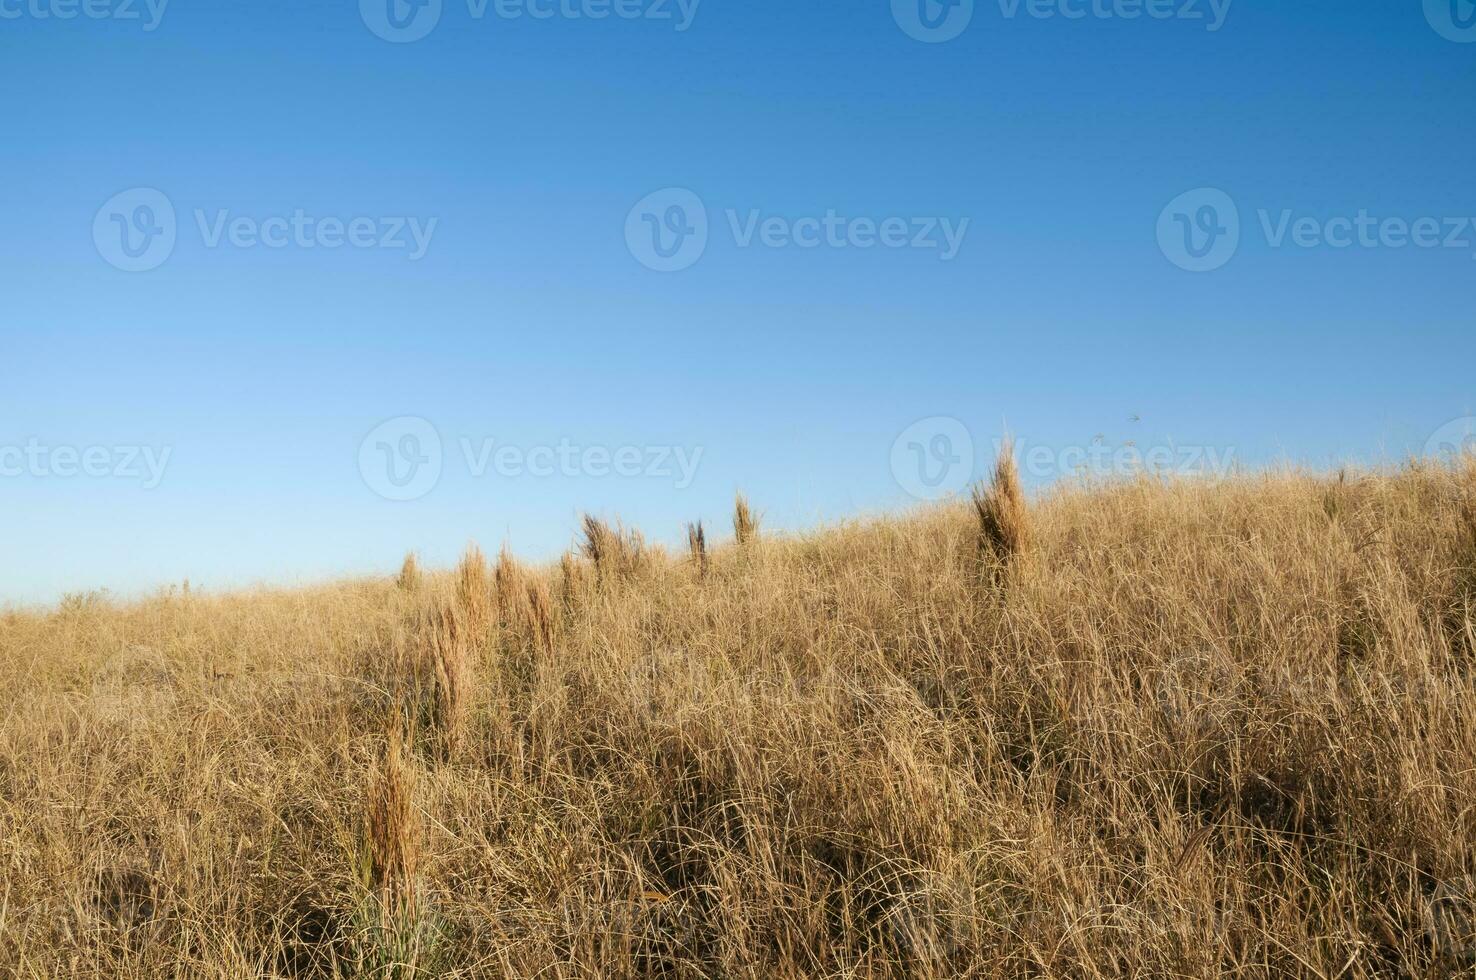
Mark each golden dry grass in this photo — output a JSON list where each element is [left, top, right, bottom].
[[733, 494, 758, 548], [686, 521, 708, 579], [4, 463, 1476, 977], [395, 554, 422, 594], [972, 438, 1031, 570]]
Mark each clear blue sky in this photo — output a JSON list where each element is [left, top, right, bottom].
[[3, 0, 1474, 604]]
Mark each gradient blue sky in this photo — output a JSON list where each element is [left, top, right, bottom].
[[3, 0, 1474, 604]]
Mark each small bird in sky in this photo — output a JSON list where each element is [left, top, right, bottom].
[[1128, 414, 1141, 423]]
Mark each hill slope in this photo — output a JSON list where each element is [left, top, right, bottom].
[[3, 463, 1476, 977]]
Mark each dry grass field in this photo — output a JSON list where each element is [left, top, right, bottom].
[[4, 456, 1476, 978]]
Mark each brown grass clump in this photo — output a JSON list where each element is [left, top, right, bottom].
[[687, 520, 708, 577], [580, 514, 646, 582], [559, 550, 586, 608], [11, 460, 1476, 977], [580, 514, 617, 578], [453, 543, 490, 630], [1461, 456, 1476, 557], [972, 438, 1031, 568], [395, 552, 421, 591], [424, 601, 468, 760], [526, 581, 556, 655], [366, 725, 419, 914], [493, 544, 527, 627], [733, 493, 758, 546]]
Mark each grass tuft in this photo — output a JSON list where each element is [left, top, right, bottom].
[[366, 724, 419, 915], [687, 520, 708, 577], [580, 515, 646, 582], [454, 543, 490, 632], [395, 552, 421, 592], [733, 493, 758, 547], [971, 438, 1031, 569]]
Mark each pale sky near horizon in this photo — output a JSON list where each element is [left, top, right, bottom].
[[3, 0, 1474, 605]]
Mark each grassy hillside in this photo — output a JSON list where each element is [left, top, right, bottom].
[[3, 459, 1476, 977]]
